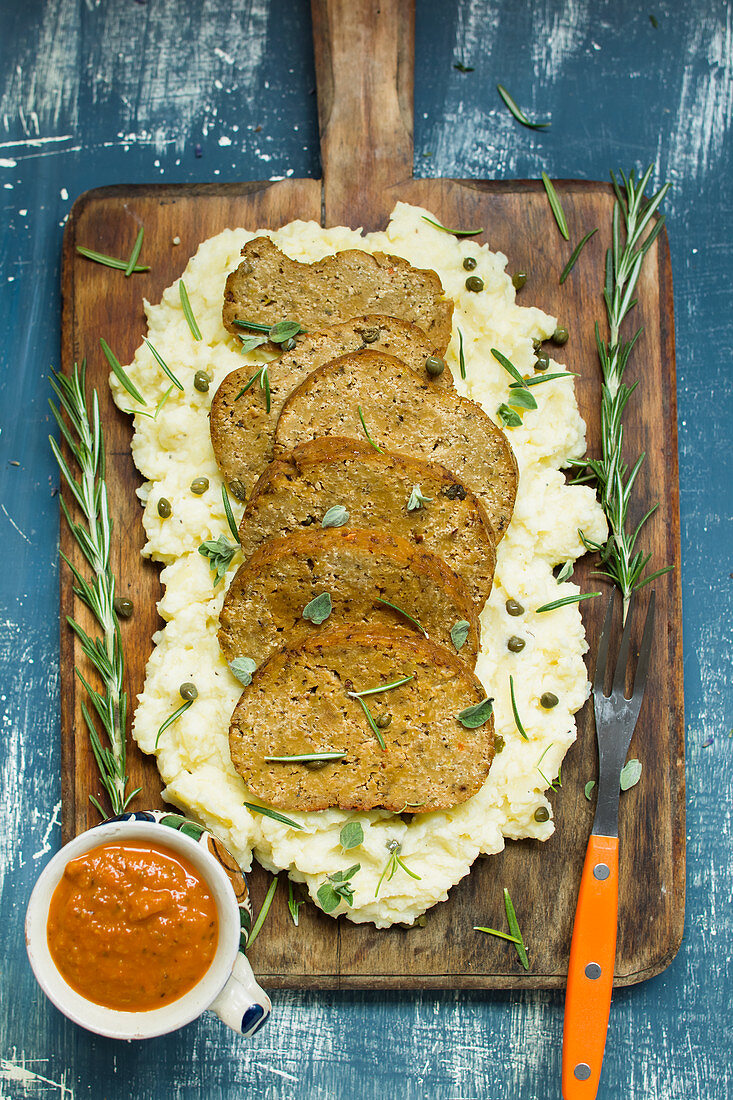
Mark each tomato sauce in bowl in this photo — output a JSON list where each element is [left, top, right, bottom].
[[46, 842, 219, 1011]]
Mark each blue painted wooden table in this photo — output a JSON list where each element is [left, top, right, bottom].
[[1, 1, 730, 1096]]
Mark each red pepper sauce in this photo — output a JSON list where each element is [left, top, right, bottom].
[[46, 842, 219, 1011]]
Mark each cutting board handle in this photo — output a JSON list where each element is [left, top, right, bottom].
[[311, 0, 415, 228]]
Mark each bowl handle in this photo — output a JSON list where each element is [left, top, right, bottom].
[[208, 954, 272, 1036]]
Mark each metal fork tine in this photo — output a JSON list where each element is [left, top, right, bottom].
[[612, 592, 636, 698], [594, 592, 616, 696], [631, 590, 656, 702]]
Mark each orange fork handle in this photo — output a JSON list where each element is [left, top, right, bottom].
[[562, 833, 620, 1100]]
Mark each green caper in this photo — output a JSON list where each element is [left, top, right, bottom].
[[283, 337, 297, 352], [465, 275, 484, 293], [505, 598, 525, 617], [507, 635, 525, 653], [361, 327, 380, 343], [376, 713, 392, 729], [552, 326, 569, 346], [425, 355, 446, 377], [179, 682, 198, 701], [540, 692, 559, 709], [114, 597, 134, 619], [533, 338, 544, 354], [534, 806, 550, 823], [494, 734, 505, 754], [512, 272, 528, 290], [193, 370, 211, 393], [463, 256, 477, 271], [228, 479, 247, 502], [157, 497, 172, 518], [190, 477, 209, 495], [534, 351, 550, 372]]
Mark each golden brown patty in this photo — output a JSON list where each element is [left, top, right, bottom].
[[219, 527, 480, 670], [229, 624, 494, 813], [275, 350, 519, 540], [210, 315, 451, 501], [222, 237, 453, 353], [239, 437, 496, 610]]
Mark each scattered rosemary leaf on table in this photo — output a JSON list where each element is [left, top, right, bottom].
[[451, 620, 471, 652], [321, 505, 349, 528], [503, 887, 530, 970], [421, 215, 482, 237], [620, 758, 642, 790], [375, 597, 428, 637], [244, 803, 304, 830], [179, 280, 202, 340], [287, 880, 304, 926], [144, 339, 183, 390], [535, 592, 601, 613], [509, 675, 529, 740], [230, 656, 257, 686], [303, 592, 332, 625], [560, 228, 598, 283], [474, 926, 522, 944], [247, 875, 278, 948], [99, 337, 147, 405], [76, 244, 150, 273], [497, 84, 550, 130], [340, 822, 364, 850], [541, 172, 570, 240], [457, 697, 494, 729], [124, 226, 145, 278]]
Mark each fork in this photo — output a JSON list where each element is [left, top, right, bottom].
[[561, 589, 656, 1099]]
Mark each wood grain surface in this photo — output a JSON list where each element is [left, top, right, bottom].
[[60, 176, 684, 990]]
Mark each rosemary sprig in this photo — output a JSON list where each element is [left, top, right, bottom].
[[569, 166, 672, 619], [179, 280, 202, 341], [541, 172, 570, 240], [247, 875, 278, 948], [497, 85, 550, 131], [49, 361, 137, 816]]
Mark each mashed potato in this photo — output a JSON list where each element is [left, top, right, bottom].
[[110, 203, 607, 927]]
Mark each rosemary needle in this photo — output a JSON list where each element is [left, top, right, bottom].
[[421, 215, 482, 237], [99, 337, 147, 406], [497, 84, 550, 130], [76, 245, 150, 273], [247, 876, 278, 949], [509, 675, 529, 740], [179, 280, 203, 340], [536, 592, 601, 613], [124, 226, 145, 278], [560, 228, 598, 283], [144, 339, 184, 390], [357, 405, 383, 452], [541, 172, 570, 240], [474, 927, 522, 944], [244, 802, 304, 830], [503, 888, 530, 970]]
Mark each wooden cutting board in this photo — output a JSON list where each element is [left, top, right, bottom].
[[59, 0, 684, 990]]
